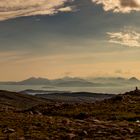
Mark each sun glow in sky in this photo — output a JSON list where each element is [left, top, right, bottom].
[[0, 0, 140, 81]]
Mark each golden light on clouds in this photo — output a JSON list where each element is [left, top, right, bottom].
[[0, 0, 73, 21], [92, 0, 140, 13], [107, 28, 140, 47]]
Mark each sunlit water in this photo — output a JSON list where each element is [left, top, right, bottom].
[[0, 85, 138, 94]]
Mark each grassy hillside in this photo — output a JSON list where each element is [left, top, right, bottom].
[[35, 92, 114, 103]]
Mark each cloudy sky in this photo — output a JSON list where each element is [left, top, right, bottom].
[[0, 0, 140, 81]]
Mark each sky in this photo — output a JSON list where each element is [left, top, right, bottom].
[[0, 0, 140, 81]]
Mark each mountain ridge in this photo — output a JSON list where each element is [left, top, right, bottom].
[[0, 76, 139, 87]]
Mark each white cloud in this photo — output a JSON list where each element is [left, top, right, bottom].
[[0, 0, 74, 21], [58, 6, 74, 12], [107, 28, 140, 47], [92, 0, 140, 13]]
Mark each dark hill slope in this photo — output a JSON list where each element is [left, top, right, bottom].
[[0, 90, 47, 110], [35, 92, 114, 102]]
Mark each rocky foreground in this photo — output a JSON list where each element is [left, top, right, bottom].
[[0, 89, 140, 140]]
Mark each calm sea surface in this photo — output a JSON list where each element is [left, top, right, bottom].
[[0, 85, 138, 94]]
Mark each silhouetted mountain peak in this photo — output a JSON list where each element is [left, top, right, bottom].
[[128, 77, 139, 82], [19, 77, 50, 85]]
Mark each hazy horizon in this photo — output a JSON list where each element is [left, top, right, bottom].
[[0, 0, 140, 81], [0, 75, 140, 82]]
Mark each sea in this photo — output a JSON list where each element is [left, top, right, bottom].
[[0, 85, 138, 94]]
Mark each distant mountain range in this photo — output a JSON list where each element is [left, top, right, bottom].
[[0, 77, 97, 87], [87, 77, 140, 85], [0, 76, 140, 87]]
